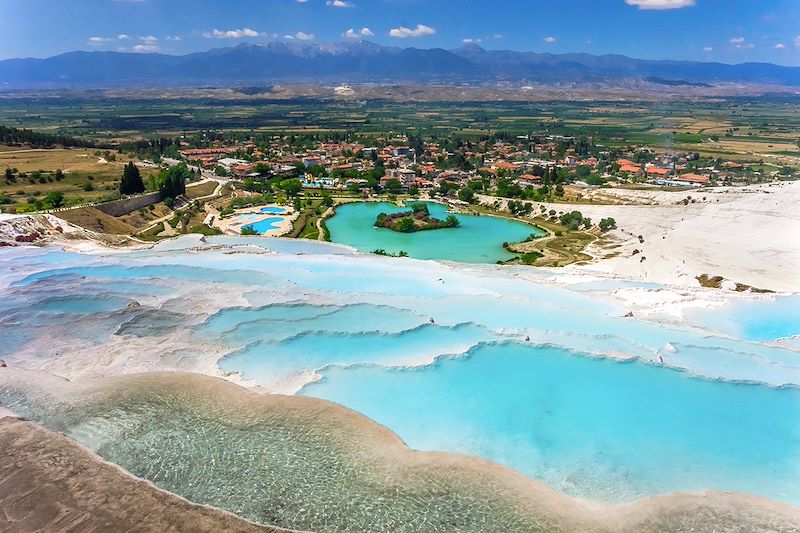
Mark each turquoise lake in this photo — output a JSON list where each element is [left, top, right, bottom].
[[327, 201, 544, 263]]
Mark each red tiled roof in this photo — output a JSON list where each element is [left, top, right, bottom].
[[676, 173, 710, 183], [647, 167, 670, 175], [619, 165, 642, 173]]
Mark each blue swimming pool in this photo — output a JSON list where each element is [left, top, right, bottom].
[[242, 217, 284, 234]]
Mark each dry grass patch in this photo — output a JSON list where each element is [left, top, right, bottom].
[[0, 148, 134, 174], [118, 203, 174, 230], [186, 180, 218, 199], [58, 207, 137, 235]]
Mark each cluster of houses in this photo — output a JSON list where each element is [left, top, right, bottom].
[[178, 134, 763, 193]]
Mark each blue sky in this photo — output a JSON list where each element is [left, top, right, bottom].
[[1, 0, 799, 65]]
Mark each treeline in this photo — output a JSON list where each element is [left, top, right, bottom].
[[0, 125, 104, 149], [119, 137, 180, 161]]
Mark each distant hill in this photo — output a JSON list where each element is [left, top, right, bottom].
[[1, 41, 799, 88]]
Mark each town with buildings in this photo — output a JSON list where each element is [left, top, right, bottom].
[[173, 131, 794, 203]]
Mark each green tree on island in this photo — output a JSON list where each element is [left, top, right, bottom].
[[119, 161, 145, 195], [393, 217, 416, 232]]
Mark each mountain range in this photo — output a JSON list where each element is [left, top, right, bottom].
[[1, 41, 799, 88]]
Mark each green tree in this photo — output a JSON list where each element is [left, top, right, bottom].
[[157, 164, 189, 200], [384, 178, 403, 194], [44, 191, 64, 209], [393, 217, 416, 232], [599, 218, 617, 232], [120, 161, 145, 195], [280, 179, 303, 197], [458, 186, 475, 203]]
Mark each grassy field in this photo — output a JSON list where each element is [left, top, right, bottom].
[[185, 180, 218, 199], [0, 146, 157, 211]]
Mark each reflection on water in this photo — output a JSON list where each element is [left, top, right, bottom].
[[0, 372, 585, 533]]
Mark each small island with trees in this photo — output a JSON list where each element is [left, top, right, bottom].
[[375, 203, 460, 233]]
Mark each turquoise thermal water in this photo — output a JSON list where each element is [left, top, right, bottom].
[[259, 207, 285, 214], [303, 342, 800, 505], [1, 240, 799, 508], [686, 295, 800, 342], [327, 201, 543, 262]]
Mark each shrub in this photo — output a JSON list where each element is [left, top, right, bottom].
[[392, 217, 416, 233], [188, 224, 223, 236], [599, 217, 617, 232], [521, 251, 544, 265]]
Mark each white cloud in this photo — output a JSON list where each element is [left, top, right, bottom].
[[117, 34, 131, 41], [133, 44, 159, 52], [296, 0, 308, 2], [795, 36, 800, 48], [544, 36, 556, 44], [326, 0, 354, 6], [703, 46, 713, 52], [462, 38, 482, 44], [166, 35, 182, 42], [389, 24, 436, 39], [343, 27, 374, 39], [729, 36, 754, 49], [295, 31, 315, 40], [140, 35, 158, 44], [88, 36, 112, 45], [493, 34, 504, 40], [774, 43, 785, 49], [203, 28, 261, 39], [625, 0, 695, 9]]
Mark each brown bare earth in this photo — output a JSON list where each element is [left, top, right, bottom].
[[56, 206, 137, 235], [0, 416, 293, 533]]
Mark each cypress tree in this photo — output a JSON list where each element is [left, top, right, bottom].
[[131, 163, 145, 193], [120, 162, 145, 195]]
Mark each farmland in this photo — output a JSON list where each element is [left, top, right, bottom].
[[0, 92, 798, 165]]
